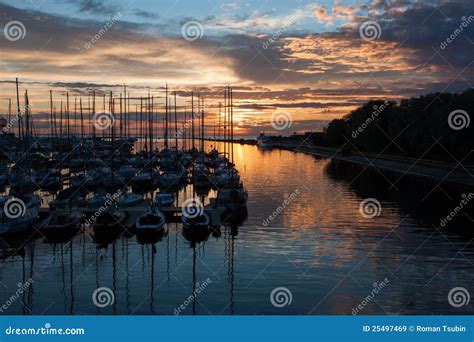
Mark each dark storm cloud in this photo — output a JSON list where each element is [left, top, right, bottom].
[[350, 0, 474, 69]]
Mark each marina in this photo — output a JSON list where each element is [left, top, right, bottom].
[[0, 0, 473, 320], [0, 80, 247, 244]]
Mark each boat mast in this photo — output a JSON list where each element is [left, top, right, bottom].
[[66, 93, 70, 143], [218, 102, 221, 142], [92, 92, 96, 141], [165, 84, 168, 150], [15, 78, 23, 143], [7, 99, 11, 123], [80, 98, 84, 143], [24, 90, 30, 149], [223, 88, 227, 159], [183, 107, 187, 151], [150, 95, 154, 152], [59, 101, 63, 142], [49, 90, 54, 140], [230, 87, 234, 164], [141, 97, 146, 152], [174, 92, 178, 150], [191, 92, 195, 151], [74, 97, 77, 137], [201, 97, 204, 152]]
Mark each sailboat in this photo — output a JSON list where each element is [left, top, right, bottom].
[[135, 207, 166, 236], [38, 168, 62, 189], [117, 191, 143, 207], [40, 211, 83, 240], [92, 207, 127, 232], [216, 86, 248, 210], [181, 196, 210, 242]]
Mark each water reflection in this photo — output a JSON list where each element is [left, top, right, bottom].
[[0, 144, 473, 315]]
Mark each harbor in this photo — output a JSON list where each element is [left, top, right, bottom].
[[0, 81, 247, 243], [0, 0, 473, 318]]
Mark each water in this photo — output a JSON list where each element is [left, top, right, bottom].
[[1, 143, 473, 315]]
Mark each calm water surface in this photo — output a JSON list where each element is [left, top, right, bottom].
[[1, 143, 473, 315]]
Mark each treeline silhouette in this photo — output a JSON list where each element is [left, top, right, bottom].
[[322, 89, 474, 162]]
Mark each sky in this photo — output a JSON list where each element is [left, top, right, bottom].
[[0, 0, 473, 136]]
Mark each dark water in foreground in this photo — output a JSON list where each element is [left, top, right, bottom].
[[0, 143, 473, 315]]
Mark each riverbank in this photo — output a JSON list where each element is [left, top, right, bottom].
[[206, 138, 474, 187], [270, 142, 474, 187]]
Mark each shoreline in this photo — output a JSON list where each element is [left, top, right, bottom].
[[209, 138, 474, 188]]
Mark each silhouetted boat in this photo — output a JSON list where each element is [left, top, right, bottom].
[[40, 211, 82, 240], [135, 207, 166, 236]]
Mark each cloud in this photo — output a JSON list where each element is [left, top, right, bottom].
[[67, 0, 118, 15], [310, 5, 334, 25], [0, 1, 472, 136]]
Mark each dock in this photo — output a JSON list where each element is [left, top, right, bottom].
[[38, 200, 226, 227]]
